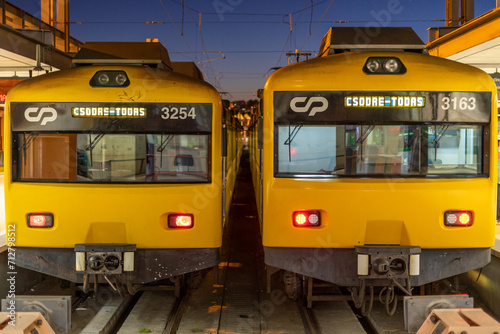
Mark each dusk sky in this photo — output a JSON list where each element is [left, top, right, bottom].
[[8, 0, 498, 101]]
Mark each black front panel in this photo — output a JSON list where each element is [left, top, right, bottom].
[[11, 102, 212, 133], [274, 91, 491, 124]]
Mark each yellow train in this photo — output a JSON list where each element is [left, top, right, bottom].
[[4, 42, 242, 294], [249, 27, 497, 312]]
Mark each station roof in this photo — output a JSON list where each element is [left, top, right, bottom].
[[0, 23, 74, 77], [427, 7, 500, 72]]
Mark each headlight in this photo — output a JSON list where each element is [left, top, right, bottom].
[[90, 70, 130, 87], [384, 58, 400, 73], [363, 57, 406, 75], [365, 59, 380, 73]]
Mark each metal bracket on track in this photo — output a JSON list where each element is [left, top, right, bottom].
[[404, 294, 473, 333], [0, 311, 56, 333], [1, 296, 70, 333], [417, 308, 500, 334]]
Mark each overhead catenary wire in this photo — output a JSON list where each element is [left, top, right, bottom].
[[167, 0, 331, 16], [178, 2, 224, 92], [275, 0, 316, 67], [69, 19, 447, 25], [300, 0, 334, 50], [66, 0, 448, 101], [159, 0, 196, 60]]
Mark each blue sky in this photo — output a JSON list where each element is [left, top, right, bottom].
[[8, 0, 498, 100]]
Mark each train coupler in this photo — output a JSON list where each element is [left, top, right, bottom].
[[355, 245, 421, 281], [75, 244, 137, 296], [74, 243, 137, 275], [352, 246, 421, 316]]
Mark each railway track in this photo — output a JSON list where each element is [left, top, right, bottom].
[[19, 153, 428, 333], [67, 281, 371, 334], [68, 287, 181, 334], [66, 277, 406, 334]]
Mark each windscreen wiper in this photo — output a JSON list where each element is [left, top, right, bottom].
[[19, 132, 39, 165], [357, 125, 375, 144], [86, 133, 105, 166], [433, 125, 449, 145], [284, 125, 303, 162], [431, 125, 449, 161], [157, 134, 174, 168], [157, 134, 174, 153], [86, 133, 105, 151]]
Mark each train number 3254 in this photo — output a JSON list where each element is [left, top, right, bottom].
[[441, 97, 477, 111], [161, 107, 197, 120]]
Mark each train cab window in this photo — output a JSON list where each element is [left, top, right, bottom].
[[14, 133, 210, 183], [276, 124, 484, 178]]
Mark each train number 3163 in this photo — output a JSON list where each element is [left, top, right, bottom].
[[441, 97, 477, 111], [161, 107, 197, 120]]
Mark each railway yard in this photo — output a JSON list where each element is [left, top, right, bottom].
[[1, 2, 500, 334], [2, 152, 500, 333]]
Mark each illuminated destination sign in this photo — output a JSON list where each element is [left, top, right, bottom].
[[72, 106, 146, 118], [344, 95, 425, 108]]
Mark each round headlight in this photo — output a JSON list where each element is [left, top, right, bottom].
[[366, 59, 380, 73], [115, 74, 127, 86], [97, 73, 110, 85], [384, 59, 400, 73]]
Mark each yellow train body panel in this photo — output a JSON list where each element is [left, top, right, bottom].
[[263, 178, 495, 249], [6, 182, 222, 249]]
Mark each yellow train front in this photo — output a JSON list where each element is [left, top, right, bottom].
[[252, 28, 497, 304], [4, 42, 239, 293]]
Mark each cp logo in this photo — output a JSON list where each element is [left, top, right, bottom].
[[290, 96, 328, 116], [24, 107, 58, 125]]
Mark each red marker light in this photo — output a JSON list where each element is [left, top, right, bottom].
[[444, 211, 473, 227], [168, 214, 194, 229], [458, 213, 471, 225], [27, 213, 54, 228], [293, 211, 321, 227], [295, 213, 307, 225]]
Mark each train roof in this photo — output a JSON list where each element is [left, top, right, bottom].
[[171, 61, 204, 80], [319, 27, 426, 56], [72, 42, 173, 70]]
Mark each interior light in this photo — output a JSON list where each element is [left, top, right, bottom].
[[168, 213, 194, 229], [28, 213, 54, 228]]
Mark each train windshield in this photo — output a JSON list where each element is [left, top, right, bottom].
[[14, 133, 210, 183], [276, 124, 484, 177]]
